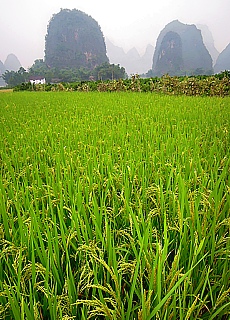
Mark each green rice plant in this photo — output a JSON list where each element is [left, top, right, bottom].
[[0, 91, 229, 319]]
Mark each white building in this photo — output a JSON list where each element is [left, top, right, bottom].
[[29, 76, 46, 85]]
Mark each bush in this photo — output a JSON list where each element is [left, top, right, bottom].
[[13, 72, 230, 96]]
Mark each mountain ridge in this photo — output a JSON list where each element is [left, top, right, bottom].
[[214, 43, 230, 73], [106, 39, 154, 75], [4, 53, 21, 72], [152, 20, 213, 76], [45, 9, 108, 69]]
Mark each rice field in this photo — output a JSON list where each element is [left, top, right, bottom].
[[0, 91, 229, 319]]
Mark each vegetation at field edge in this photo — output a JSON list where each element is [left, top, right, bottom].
[[0, 92, 229, 319], [13, 72, 230, 97]]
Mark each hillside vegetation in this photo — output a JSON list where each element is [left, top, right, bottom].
[[45, 9, 108, 69], [152, 20, 213, 76]]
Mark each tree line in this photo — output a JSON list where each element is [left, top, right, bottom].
[[1, 60, 127, 87]]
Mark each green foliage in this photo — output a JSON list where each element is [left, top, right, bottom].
[[26, 60, 127, 83], [2, 67, 27, 87], [0, 92, 229, 319], [14, 72, 230, 97], [93, 63, 127, 81]]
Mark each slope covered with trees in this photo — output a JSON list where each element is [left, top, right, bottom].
[[152, 20, 213, 76], [154, 31, 183, 76], [45, 9, 108, 69]]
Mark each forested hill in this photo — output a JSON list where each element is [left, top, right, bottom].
[[45, 9, 108, 69], [152, 20, 213, 76]]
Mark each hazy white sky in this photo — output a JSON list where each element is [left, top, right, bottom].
[[1, 0, 230, 68]]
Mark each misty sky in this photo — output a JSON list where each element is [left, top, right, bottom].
[[1, 0, 230, 68]]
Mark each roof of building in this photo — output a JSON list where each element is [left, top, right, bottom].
[[29, 76, 45, 81]]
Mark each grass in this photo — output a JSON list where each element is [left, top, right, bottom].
[[0, 91, 229, 319]]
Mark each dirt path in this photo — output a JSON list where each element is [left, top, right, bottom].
[[0, 89, 13, 93]]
